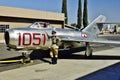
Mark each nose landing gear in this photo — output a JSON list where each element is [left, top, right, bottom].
[[21, 52, 33, 64]]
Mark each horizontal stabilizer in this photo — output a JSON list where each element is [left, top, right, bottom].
[[61, 37, 120, 44]]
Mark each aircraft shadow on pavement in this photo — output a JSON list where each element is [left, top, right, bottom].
[[75, 62, 120, 80], [0, 46, 120, 64], [30, 46, 120, 64]]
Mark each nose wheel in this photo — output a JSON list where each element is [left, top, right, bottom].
[[22, 52, 33, 64]]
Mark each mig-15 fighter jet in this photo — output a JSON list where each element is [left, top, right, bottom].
[[4, 15, 120, 63]]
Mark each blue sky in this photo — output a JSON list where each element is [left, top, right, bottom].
[[0, 0, 120, 24]]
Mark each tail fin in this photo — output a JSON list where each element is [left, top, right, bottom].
[[82, 15, 106, 35]]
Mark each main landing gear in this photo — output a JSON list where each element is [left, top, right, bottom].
[[85, 42, 93, 57]]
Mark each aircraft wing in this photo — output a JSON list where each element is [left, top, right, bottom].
[[92, 38, 120, 44], [97, 22, 120, 24], [61, 37, 120, 44]]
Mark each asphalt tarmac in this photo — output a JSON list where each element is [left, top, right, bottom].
[[0, 34, 120, 80]]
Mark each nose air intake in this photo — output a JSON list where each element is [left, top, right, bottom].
[[4, 31, 10, 45]]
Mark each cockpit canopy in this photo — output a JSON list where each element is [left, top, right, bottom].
[[29, 22, 51, 29]]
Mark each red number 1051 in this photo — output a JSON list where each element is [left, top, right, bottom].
[[18, 33, 46, 46]]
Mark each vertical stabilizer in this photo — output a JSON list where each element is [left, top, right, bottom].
[[82, 15, 106, 35]]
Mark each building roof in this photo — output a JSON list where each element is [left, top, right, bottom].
[[0, 6, 64, 21]]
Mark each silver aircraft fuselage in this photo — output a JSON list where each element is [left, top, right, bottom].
[[5, 27, 84, 51]]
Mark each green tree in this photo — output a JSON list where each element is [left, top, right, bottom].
[[83, 0, 88, 28], [62, 0, 68, 24], [77, 0, 82, 29]]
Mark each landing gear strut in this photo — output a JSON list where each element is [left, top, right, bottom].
[[22, 52, 33, 64], [85, 42, 93, 57]]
